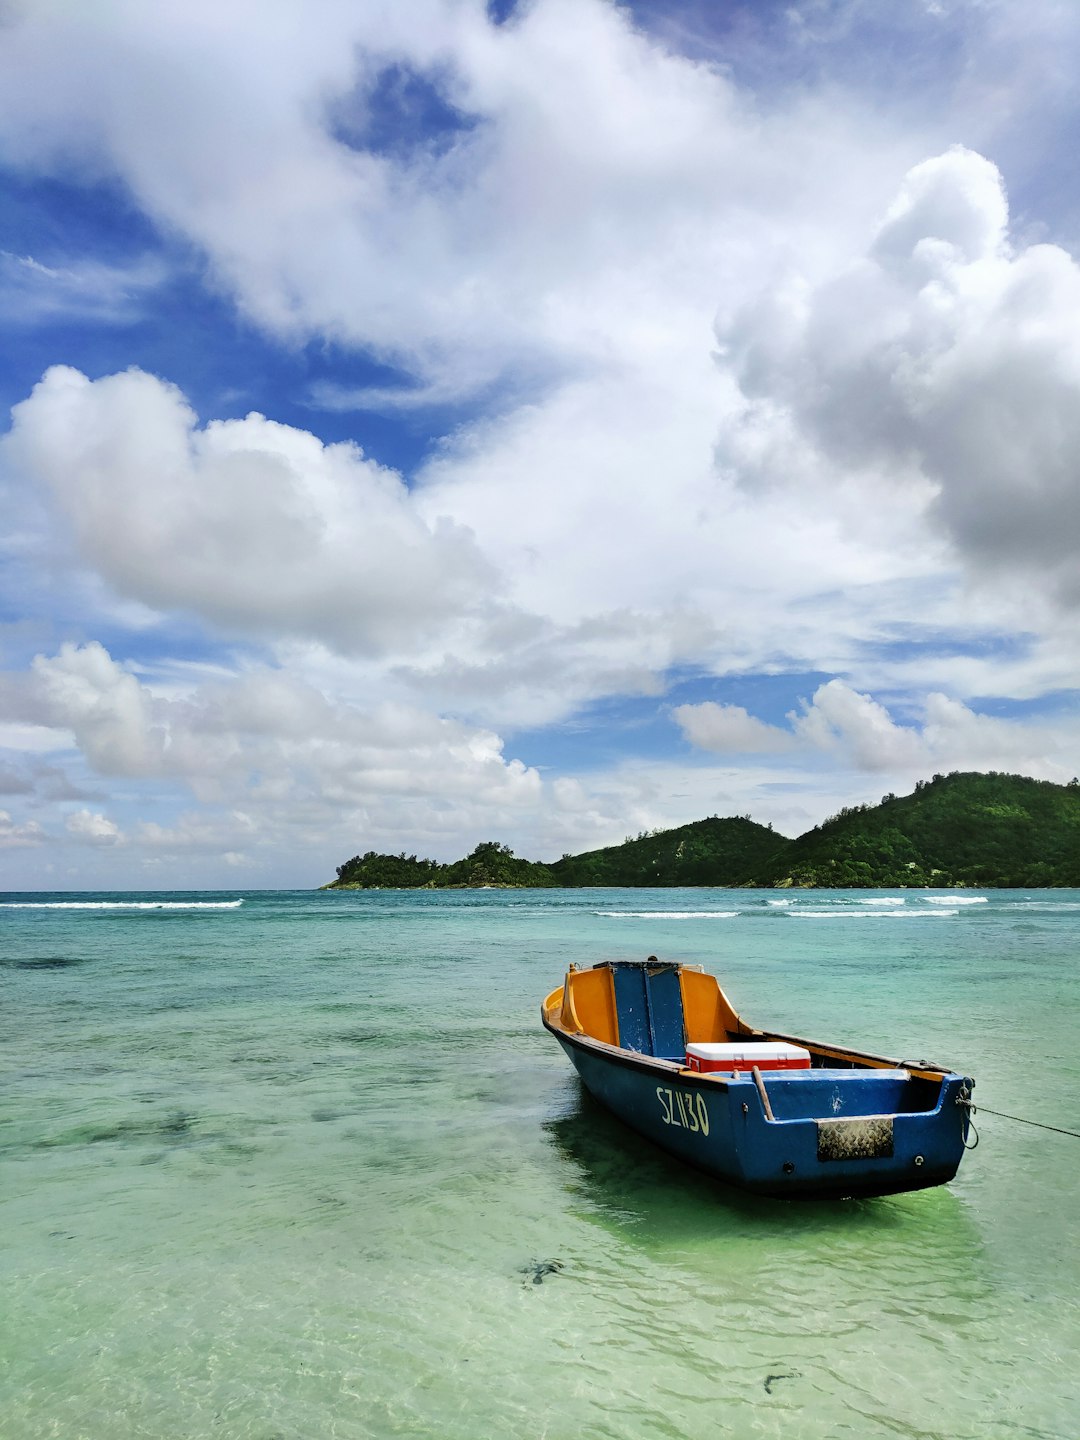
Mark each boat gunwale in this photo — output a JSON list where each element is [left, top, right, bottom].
[[541, 1002, 705, 1076]]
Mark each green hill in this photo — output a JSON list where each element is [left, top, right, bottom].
[[324, 772, 1080, 889], [547, 816, 788, 886], [757, 771, 1080, 888]]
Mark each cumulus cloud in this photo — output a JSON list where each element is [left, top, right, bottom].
[[672, 701, 793, 754], [0, 810, 45, 847], [20, 640, 542, 820], [30, 641, 165, 775], [65, 808, 123, 844], [673, 683, 923, 768], [722, 145, 1080, 600], [676, 678, 1080, 785], [791, 680, 927, 771], [5, 367, 495, 656]]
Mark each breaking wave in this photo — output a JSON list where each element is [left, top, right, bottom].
[[789, 908, 960, 919], [595, 911, 739, 920], [1, 900, 245, 910]]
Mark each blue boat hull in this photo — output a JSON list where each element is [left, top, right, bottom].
[[550, 1028, 971, 1200]]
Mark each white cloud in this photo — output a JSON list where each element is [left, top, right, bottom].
[[673, 682, 927, 770], [872, 147, 1008, 271], [413, 359, 944, 702], [30, 641, 164, 775], [0, 809, 45, 848], [6, 366, 495, 657], [21, 639, 543, 824], [676, 678, 1080, 786], [918, 691, 1079, 779], [65, 808, 123, 845], [791, 680, 928, 772], [723, 145, 1080, 601], [672, 701, 793, 754]]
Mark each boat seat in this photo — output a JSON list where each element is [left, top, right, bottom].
[[609, 961, 686, 1058]]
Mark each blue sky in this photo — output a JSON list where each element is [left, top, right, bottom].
[[3, 0, 1080, 888]]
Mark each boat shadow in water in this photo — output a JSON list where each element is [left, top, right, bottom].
[[543, 1079, 980, 1249]]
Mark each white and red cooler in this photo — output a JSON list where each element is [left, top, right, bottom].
[[685, 1041, 812, 1074]]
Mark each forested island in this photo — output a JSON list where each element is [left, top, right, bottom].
[[325, 771, 1080, 889]]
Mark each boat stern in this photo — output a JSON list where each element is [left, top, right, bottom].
[[721, 1067, 974, 1198]]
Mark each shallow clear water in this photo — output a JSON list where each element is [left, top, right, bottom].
[[3, 888, 1079, 1439]]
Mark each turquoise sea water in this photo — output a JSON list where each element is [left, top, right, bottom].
[[3, 887, 1079, 1440]]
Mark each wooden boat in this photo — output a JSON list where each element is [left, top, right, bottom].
[[542, 957, 975, 1199]]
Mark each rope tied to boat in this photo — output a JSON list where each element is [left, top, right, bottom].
[[957, 1082, 979, 1148], [956, 1086, 1080, 1142]]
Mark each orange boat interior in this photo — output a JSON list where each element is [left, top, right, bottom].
[[544, 959, 752, 1049], [543, 958, 944, 1078]]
